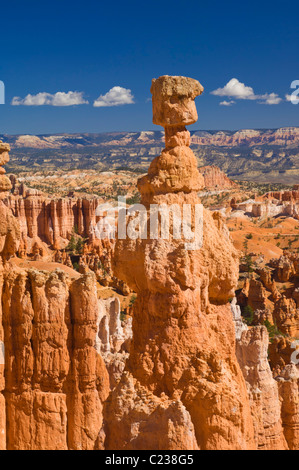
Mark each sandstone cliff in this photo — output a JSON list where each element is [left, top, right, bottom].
[[236, 326, 287, 450], [276, 365, 299, 450], [4, 193, 102, 252], [1, 267, 110, 450], [0, 145, 111, 449], [198, 165, 238, 190], [0, 141, 12, 197]]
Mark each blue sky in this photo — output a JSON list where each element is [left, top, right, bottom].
[[0, 0, 298, 134]]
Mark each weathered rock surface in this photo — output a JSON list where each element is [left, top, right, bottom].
[[273, 296, 299, 338], [248, 279, 268, 311], [0, 141, 12, 196], [270, 255, 296, 282], [276, 365, 299, 450], [4, 194, 102, 251], [269, 336, 298, 372], [0, 149, 21, 447], [104, 75, 256, 450], [236, 326, 287, 450], [0, 260, 6, 449], [233, 194, 299, 221], [231, 297, 248, 340], [1, 82, 299, 450], [1, 267, 109, 450], [0, 147, 118, 449], [0, 201, 20, 261], [199, 165, 238, 190], [97, 297, 132, 389]]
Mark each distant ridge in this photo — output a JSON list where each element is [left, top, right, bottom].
[[2, 127, 299, 184], [1, 127, 299, 149]]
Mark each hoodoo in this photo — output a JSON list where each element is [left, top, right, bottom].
[[104, 76, 256, 450]]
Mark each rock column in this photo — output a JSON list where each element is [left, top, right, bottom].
[[105, 76, 255, 450]]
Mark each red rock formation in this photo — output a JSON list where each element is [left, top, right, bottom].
[[0, 141, 12, 197], [269, 337, 298, 372], [198, 165, 238, 190], [97, 297, 132, 389], [0, 259, 6, 450], [236, 326, 288, 450], [248, 278, 267, 311], [0, 144, 20, 449], [258, 267, 279, 299], [1, 266, 109, 450], [0, 139, 110, 450], [238, 275, 275, 325], [262, 190, 299, 203], [230, 197, 238, 210], [293, 288, 299, 308], [104, 75, 256, 450], [1, 86, 298, 450], [273, 296, 299, 338], [0, 143, 20, 262], [270, 255, 296, 282], [277, 365, 299, 450], [68, 273, 110, 450], [4, 194, 103, 252], [54, 250, 73, 267]]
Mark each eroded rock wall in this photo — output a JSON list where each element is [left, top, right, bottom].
[[199, 165, 238, 190], [5, 195, 102, 250], [236, 326, 287, 450], [277, 365, 299, 450], [0, 267, 109, 450]]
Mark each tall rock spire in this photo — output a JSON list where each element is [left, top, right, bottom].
[[138, 76, 204, 204], [104, 76, 256, 450]]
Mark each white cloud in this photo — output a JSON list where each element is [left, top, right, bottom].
[[211, 78, 282, 105], [286, 94, 293, 102], [219, 100, 235, 106], [94, 86, 134, 107], [11, 91, 88, 106], [212, 78, 256, 100], [259, 93, 282, 105]]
